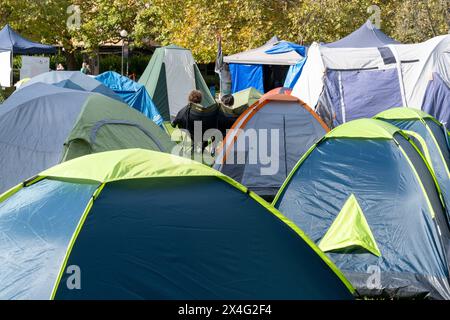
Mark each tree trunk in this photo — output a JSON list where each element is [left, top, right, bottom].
[[65, 51, 77, 71]]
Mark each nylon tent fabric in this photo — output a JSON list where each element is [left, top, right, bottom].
[[0, 83, 175, 194], [320, 68, 403, 126], [138, 45, 215, 121], [95, 71, 163, 126], [422, 73, 450, 129], [19, 71, 122, 102], [375, 107, 450, 224], [230, 87, 262, 115], [274, 119, 450, 299], [214, 93, 329, 200], [0, 24, 55, 54], [0, 149, 354, 300], [292, 35, 450, 125], [325, 20, 399, 48], [318, 194, 381, 257]]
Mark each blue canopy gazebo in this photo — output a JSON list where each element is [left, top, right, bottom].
[[0, 24, 56, 87], [0, 24, 56, 54]]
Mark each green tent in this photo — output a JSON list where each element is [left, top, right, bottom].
[[139, 45, 216, 121], [227, 87, 263, 116], [0, 149, 354, 300], [0, 83, 175, 194]]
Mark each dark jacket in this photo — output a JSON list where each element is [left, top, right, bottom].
[[172, 102, 218, 140], [217, 106, 239, 138]]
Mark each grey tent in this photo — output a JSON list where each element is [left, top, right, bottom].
[[325, 20, 399, 48], [214, 92, 329, 200], [0, 83, 174, 194], [19, 71, 122, 102]]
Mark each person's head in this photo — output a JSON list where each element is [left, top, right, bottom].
[[188, 90, 202, 104], [82, 62, 87, 68], [221, 94, 234, 107]]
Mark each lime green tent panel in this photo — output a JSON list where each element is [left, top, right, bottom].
[[319, 194, 381, 257], [326, 118, 401, 139], [229, 87, 263, 115]]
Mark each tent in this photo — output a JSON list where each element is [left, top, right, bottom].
[[95, 71, 163, 126], [273, 119, 450, 299], [325, 20, 399, 48], [138, 45, 215, 121], [19, 71, 122, 102], [422, 73, 450, 128], [263, 87, 292, 97], [0, 148, 354, 300], [375, 107, 450, 223], [224, 37, 306, 93], [230, 87, 262, 115], [292, 35, 450, 128], [0, 83, 174, 193], [214, 93, 329, 200], [0, 24, 55, 54]]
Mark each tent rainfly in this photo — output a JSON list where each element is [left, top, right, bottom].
[[0, 149, 355, 300], [292, 35, 450, 128], [325, 20, 399, 48], [19, 71, 122, 102], [0, 83, 174, 194], [274, 119, 450, 299], [215, 92, 328, 200]]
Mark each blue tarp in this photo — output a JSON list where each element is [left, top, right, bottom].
[[422, 73, 450, 129], [284, 58, 307, 89], [96, 71, 163, 126], [265, 41, 306, 90], [229, 63, 264, 93], [265, 41, 306, 57], [0, 24, 55, 54], [325, 20, 399, 48]]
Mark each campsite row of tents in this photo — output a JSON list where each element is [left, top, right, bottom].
[[0, 20, 450, 300]]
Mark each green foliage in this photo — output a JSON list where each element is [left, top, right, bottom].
[[1, 0, 449, 64], [99, 53, 152, 78]]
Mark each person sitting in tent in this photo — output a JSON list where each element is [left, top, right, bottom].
[[172, 90, 218, 154], [217, 94, 237, 138]]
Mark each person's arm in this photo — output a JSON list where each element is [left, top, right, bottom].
[[171, 106, 187, 128]]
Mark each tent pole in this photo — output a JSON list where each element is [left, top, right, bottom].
[[10, 48, 13, 87]]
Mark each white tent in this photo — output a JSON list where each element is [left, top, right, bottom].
[[292, 35, 450, 126]]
